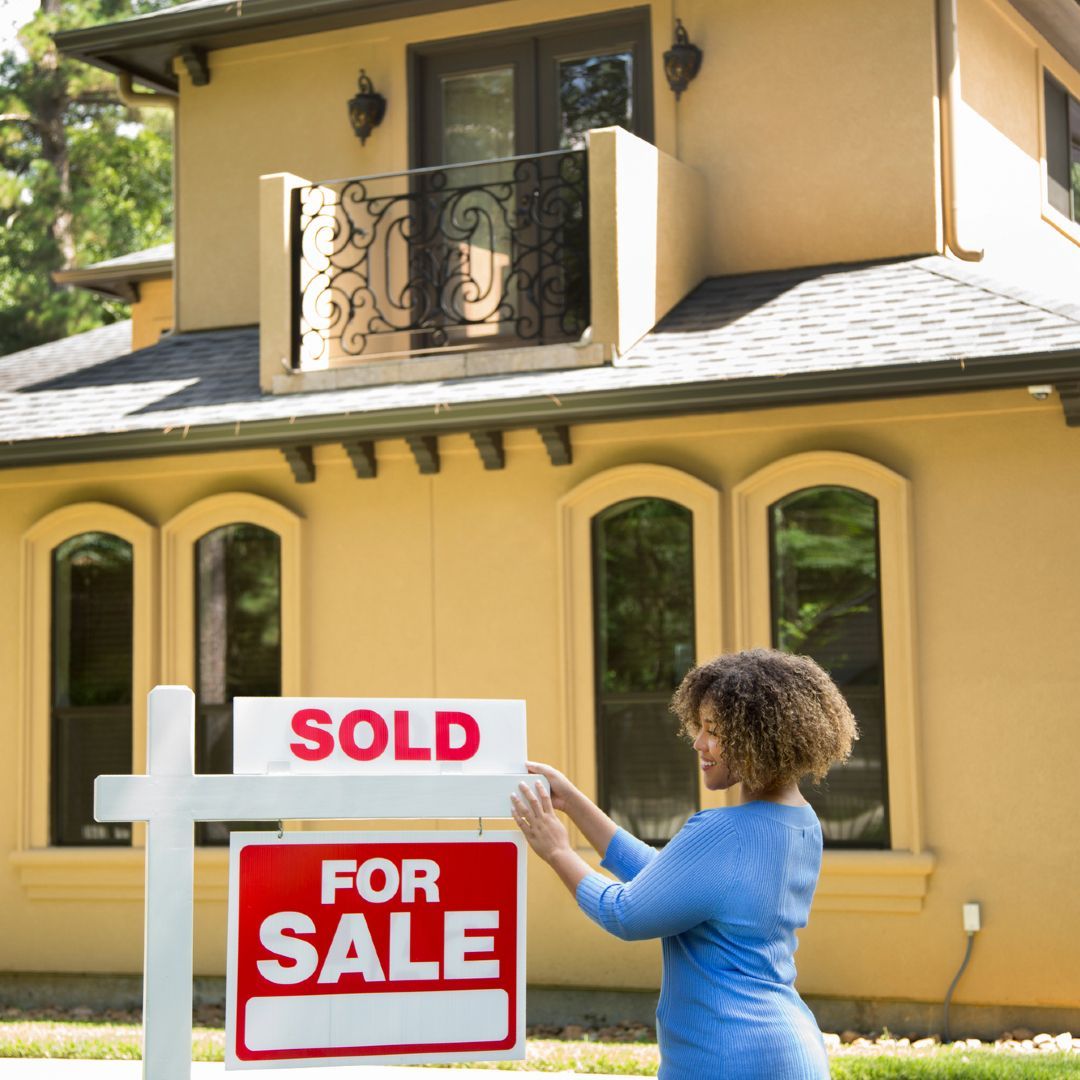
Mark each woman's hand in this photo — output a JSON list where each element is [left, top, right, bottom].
[[511, 779, 571, 863], [524, 760, 618, 860], [526, 761, 577, 811]]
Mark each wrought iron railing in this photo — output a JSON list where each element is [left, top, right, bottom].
[[291, 149, 590, 369]]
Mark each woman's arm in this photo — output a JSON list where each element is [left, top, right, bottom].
[[513, 781, 734, 937]]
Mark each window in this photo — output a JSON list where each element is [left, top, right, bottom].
[[161, 492, 301, 847], [50, 532, 134, 847], [415, 10, 653, 165], [195, 524, 282, 845], [1044, 71, 1080, 222], [733, 452, 925, 856], [18, 503, 155, 873], [592, 498, 696, 844], [558, 465, 723, 853], [733, 453, 934, 910], [769, 487, 888, 848]]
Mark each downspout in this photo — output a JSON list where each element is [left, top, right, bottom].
[[937, 0, 984, 260], [116, 71, 177, 113]]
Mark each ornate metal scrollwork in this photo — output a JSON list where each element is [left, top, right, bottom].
[[292, 150, 589, 369]]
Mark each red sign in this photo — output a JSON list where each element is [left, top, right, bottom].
[[226, 831, 525, 1069]]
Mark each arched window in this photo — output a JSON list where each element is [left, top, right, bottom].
[[195, 523, 282, 845], [769, 486, 888, 847], [559, 465, 723, 853], [162, 492, 301, 849], [733, 452, 925, 865], [51, 532, 134, 846], [593, 498, 696, 844]]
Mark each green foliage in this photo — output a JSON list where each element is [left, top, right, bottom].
[[771, 485, 879, 657], [0, 1, 179, 356], [830, 1050, 1080, 1079], [594, 498, 694, 695]]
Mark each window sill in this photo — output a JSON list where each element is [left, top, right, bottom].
[[815, 850, 936, 914], [1042, 203, 1080, 249], [575, 846, 936, 915], [10, 848, 230, 902]]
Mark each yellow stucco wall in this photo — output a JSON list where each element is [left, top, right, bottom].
[[175, 0, 942, 332], [130, 277, 174, 352], [2, 389, 1079, 1013], [958, 0, 1080, 294]]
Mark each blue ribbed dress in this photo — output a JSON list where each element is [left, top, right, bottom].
[[576, 802, 829, 1080]]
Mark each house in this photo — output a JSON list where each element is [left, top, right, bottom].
[[2, 0, 1079, 1038]]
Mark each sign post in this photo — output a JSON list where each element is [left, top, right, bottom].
[[94, 685, 537, 1080]]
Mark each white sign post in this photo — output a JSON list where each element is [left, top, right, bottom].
[[94, 685, 537, 1080]]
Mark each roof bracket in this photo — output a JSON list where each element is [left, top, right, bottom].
[[177, 44, 210, 86], [343, 439, 377, 478], [469, 430, 505, 470], [538, 425, 572, 466], [282, 445, 315, 483], [1058, 382, 1080, 426], [406, 434, 439, 475]]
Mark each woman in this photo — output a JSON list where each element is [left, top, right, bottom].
[[510, 648, 856, 1080]]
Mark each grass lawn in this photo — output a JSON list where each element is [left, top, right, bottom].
[[1, 1020, 1079, 1077]]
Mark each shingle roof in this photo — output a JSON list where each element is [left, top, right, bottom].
[[75, 243, 174, 273], [3, 256, 1080, 465]]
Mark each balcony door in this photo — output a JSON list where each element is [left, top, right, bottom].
[[411, 11, 651, 348], [415, 10, 653, 165]]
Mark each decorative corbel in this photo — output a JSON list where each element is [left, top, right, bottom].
[[538, 425, 572, 466], [178, 44, 210, 86], [469, 430, 505, 470], [343, 440, 377, 479], [406, 435, 440, 475], [1057, 382, 1080, 426], [282, 445, 315, 483]]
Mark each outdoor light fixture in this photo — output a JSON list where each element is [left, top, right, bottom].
[[348, 69, 386, 145], [663, 19, 702, 100]]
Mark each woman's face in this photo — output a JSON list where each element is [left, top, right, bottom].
[[691, 721, 739, 791]]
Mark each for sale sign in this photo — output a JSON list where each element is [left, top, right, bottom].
[[226, 831, 525, 1069]]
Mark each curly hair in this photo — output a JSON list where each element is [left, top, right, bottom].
[[671, 649, 857, 792]]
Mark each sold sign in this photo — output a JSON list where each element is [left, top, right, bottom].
[[226, 831, 525, 1068], [233, 698, 526, 775]]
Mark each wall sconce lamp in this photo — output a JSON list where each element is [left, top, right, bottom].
[[663, 19, 702, 100], [348, 69, 386, 145]]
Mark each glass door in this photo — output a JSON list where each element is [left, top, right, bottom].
[[413, 12, 652, 348]]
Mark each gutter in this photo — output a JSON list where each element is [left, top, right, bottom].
[[116, 71, 176, 112], [937, 0, 984, 261], [2, 347, 1078, 470]]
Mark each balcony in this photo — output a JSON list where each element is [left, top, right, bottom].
[[259, 128, 708, 394]]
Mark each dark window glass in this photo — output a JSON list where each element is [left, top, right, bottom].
[[1044, 72, 1080, 221], [593, 498, 696, 845], [51, 532, 133, 846], [769, 486, 889, 848], [195, 523, 281, 845], [558, 51, 633, 150]]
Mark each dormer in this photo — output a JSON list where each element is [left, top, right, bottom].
[[51, 243, 174, 351]]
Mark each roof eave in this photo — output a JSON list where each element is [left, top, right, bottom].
[[3, 347, 1079, 471], [52, 261, 173, 302], [51, 0, 506, 93]]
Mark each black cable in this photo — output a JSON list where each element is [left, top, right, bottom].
[[942, 932, 975, 1043]]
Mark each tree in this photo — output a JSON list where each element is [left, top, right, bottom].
[[0, 0, 178, 355]]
